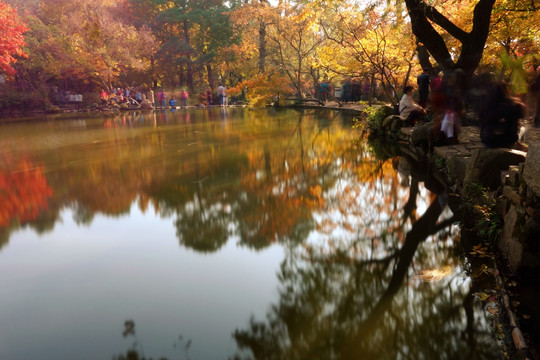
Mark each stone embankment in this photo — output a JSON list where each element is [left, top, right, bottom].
[[417, 125, 540, 275], [294, 101, 540, 358], [403, 123, 540, 360]]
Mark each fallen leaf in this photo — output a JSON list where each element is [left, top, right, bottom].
[[474, 292, 491, 301]]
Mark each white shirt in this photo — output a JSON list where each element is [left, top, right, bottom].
[[399, 93, 423, 118]]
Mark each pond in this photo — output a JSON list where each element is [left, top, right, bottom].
[[0, 108, 502, 359]]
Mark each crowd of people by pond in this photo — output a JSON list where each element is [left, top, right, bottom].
[[50, 87, 84, 107], [315, 78, 376, 103], [96, 84, 230, 110], [308, 68, 537, 152], [100, 87, 145, 106], [394, 67, 538, 151], [47, 62, 540, 154]]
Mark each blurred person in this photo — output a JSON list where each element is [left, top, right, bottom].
[[206, 88, 213, 106], [480, 82, 526, 149], [99, 89, 108, 104], [180, 89, 189, 107], [217, 84, 227, 106], [158, 89, 166, 108]]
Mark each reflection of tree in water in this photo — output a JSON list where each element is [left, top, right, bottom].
[[0, 156, 54, 249], [170, 111, 347, 252], [174, 182, 230, 253], [233, 113, 343, 250], [231, 153, 502, 360], [113, 320, 192, 360], [170, 152, 247, 253], [0, 110, 353, 252]]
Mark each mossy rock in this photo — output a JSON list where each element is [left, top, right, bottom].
[[367, 105, 397, 135], [382, 115, 405, 131], [376, 105, 395, 119]]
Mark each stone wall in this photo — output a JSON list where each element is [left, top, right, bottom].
[[497, 143, 540, 276], [440, 143, 540, 276]]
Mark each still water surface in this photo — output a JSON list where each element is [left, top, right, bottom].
[[0, 108, 501, 359]]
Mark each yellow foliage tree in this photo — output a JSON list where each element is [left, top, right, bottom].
[[318, 1, 418, 103], [228, 72, 295, 106]]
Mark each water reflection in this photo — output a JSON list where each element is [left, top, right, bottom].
[[232, 149, 500, 360], [0, 109, 502, 359], [1, 108, 359, 252], [0, 156, 53, 249]]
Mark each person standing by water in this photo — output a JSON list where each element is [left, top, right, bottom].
[[217, 84, 227, 106], [429, 71, 446, 142], [134, 89, 143, 104], [430, 71, 445, 111], [417, 68, 430, 108], [319, 77, 331, 102], [158, 89, 166, 109], [180, 89, 189, 107], [100, 89, 108, 105], [206, 88, 213, 106]]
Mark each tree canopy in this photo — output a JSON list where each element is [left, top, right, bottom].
[[1, 0, 538, 107], [0, 1, 28, 76]]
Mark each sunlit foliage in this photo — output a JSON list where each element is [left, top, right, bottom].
[[0, 1, 28, 76]]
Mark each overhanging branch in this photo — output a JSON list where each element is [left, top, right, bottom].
[[424, 4, 468, 42]]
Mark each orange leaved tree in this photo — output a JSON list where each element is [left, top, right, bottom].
[[0, 1, 28, 76]]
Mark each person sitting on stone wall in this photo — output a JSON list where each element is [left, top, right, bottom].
[[480, 82, 526, 149], [399, 85, 427, 126]]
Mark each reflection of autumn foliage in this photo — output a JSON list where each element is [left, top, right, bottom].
[[236, 141, 328, 248], [238, 188, 311, 247], [0, 158, 52, 228]]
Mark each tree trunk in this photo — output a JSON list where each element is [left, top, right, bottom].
[[150, 56, 156, 90], [179, 66, 185, 86], [183, 19, 194, 90], [206, 64, 214, 90], [404, 0, 495, 91], [258, 0, 270, 73], [416, 42, 432, 73], [368, 73, 375, 105], [259, 22, 267, 73]]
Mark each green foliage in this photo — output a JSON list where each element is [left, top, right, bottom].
[[0, 88, 48, 113], [354, 105, 394, 136], [435, 157, 446, 170], [460, 183, 502, 243], [462, 183, 492, 207], [500, 51, 528, 94]]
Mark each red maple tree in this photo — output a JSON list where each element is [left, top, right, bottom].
[[0, 1, 28, 76]]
